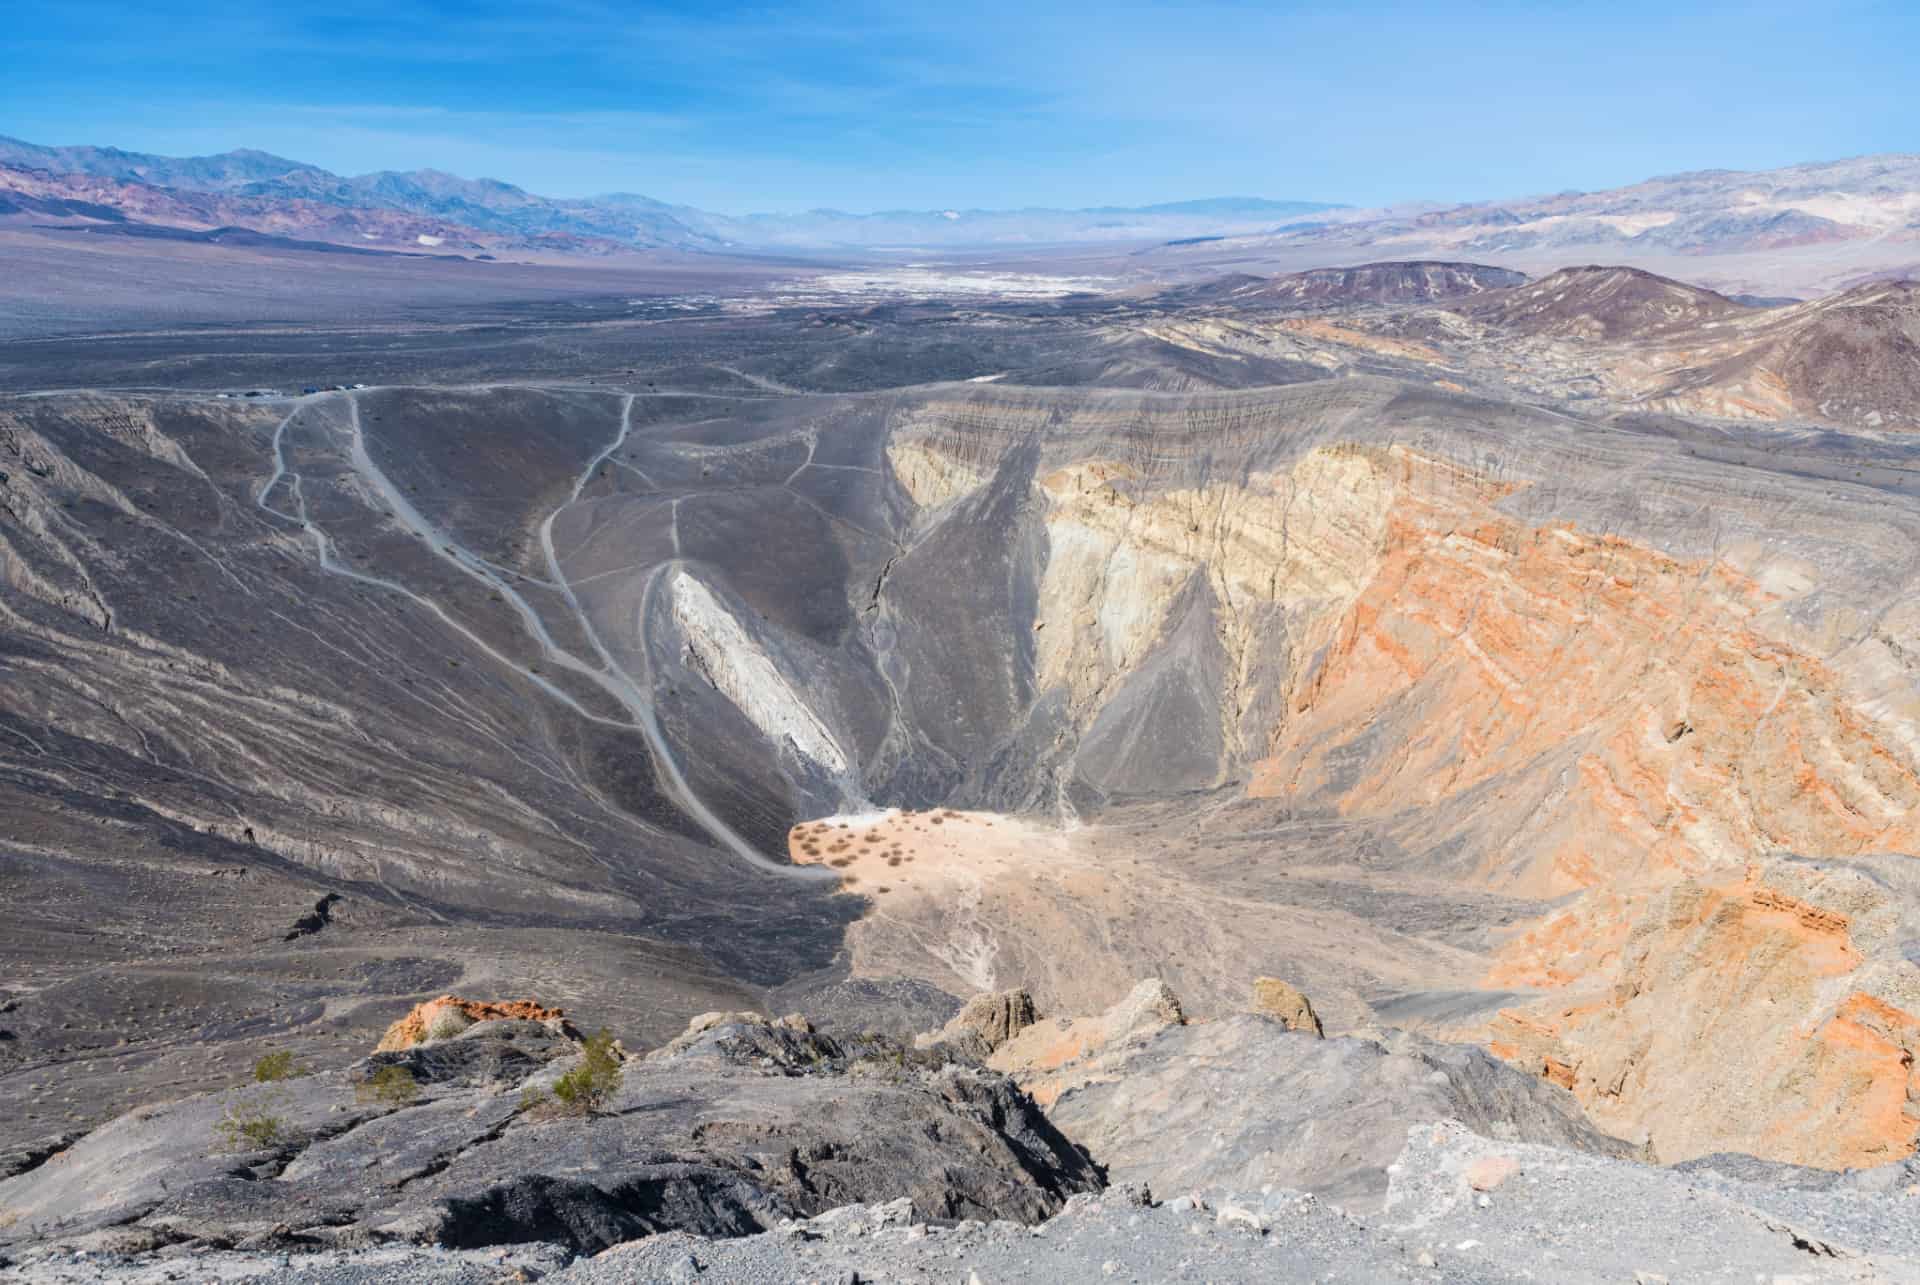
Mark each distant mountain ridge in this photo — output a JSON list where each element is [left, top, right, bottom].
[[0, 134, 1340, 255], [0, 135, 720, 253], [9, 132, 1920, 285], [0, 138, 324, 188], [1147, 152, 1920, 294]]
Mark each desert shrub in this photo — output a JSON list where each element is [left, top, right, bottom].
[[425, 1008, 475, 1041], [358, 1063, 420, 1106], [214, 1098, 288, 1152], [252, 1049, 300, 1082], [550, 1029, 623, 1117]]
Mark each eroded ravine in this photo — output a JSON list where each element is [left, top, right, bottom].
[[258, 389, 830, 878]]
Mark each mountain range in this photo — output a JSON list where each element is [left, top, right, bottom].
[[1148, 152, 1920, 295], [7, 133, 1920, 296], [0, 134, 1339, 256]]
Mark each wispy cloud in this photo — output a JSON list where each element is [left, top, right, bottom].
[[5, 0, 1916, 210]]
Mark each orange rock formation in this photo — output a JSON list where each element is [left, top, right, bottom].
[[1245, 448, 1920, 1166], [375, 995, 565, 1052]]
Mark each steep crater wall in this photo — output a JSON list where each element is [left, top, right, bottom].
[[845, 381, 1920, 1167], [8, 378, 1920, 1172]]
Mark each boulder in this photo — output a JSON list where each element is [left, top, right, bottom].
[[645, 1009, 771, 1061], [1251, 976, 1324, 1037], [1105, 979, 1185, 1037], [917, 988, 1038, 1058]]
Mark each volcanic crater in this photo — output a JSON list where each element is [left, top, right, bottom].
[[4, 279, 1920, 1185]]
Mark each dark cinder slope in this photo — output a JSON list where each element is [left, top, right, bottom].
[[1715, 279, 1920, 427]]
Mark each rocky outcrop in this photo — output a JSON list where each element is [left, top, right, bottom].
[[1251, 976, 1324, 1036], [0, 1131, 84, 1183], [1037, 1015, 1639, 1213], [917, 987, 1038, 1059], [12, 988, 1814, 1277], [0, 1013, 1100, 1258], [22, 1125, 1920, 1283], [959, 980, 1635, 1212], [643, 1009, 812, 1060], [986, 979, 1187, 1106], [375, 996, 568, 1052]]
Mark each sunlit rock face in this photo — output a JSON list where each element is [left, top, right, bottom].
[[1487, 857, 1920, 1168], [865, 379, 1920, 1167]]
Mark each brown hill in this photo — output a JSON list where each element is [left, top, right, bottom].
[[1572, 275, 1920, 429], [1452, 264, 1749, 340], [1741, 280, 1920, 427]]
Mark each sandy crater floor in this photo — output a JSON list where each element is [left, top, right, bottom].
[[788, 808, 1502, 1034]]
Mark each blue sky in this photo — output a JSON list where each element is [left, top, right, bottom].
[[3, 0, 1915, 214]]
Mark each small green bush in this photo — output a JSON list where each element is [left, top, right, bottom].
[[358, 1063, 420, 1106], [252, 1050, 300, 1083], [550, 1029, 623, 1117], [214, 1099, 288, 1152]]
